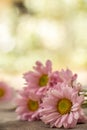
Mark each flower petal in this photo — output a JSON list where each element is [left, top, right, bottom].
[[68, 112, 73, 124], [73, 111, 80, 120]]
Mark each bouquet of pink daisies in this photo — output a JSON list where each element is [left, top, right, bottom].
[[16, 60, 87, 129]]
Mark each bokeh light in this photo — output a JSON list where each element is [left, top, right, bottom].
[[0, 0, 87, 89]]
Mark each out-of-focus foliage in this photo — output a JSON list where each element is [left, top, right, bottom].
[[0, 0, 87, 75]]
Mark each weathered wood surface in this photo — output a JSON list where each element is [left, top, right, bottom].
[[0, 109, 87, 130]]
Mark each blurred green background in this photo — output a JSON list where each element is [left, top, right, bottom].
[[0, 0, 87, 89]]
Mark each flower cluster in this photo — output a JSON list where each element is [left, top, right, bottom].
[[16, 60, 87, 128]]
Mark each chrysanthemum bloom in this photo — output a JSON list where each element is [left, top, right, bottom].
[[50, 69, 81, 91], [59, 69, 82, 91], [40, 84, 86, 128], [55, 69, 77, 86], [0, 81, 13, 102], [23, 60, 52, 96], [16, 88, 41, 121]]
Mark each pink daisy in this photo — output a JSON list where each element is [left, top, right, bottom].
[[40, 83, 86, 128], [16, 88, 41, 121], [0, 81, 13, 102], [50, 69, 81, 91], [58, 69, 78, 86], [23, 60, 52, 96]]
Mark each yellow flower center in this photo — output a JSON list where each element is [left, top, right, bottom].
[[57, 98, 72, 115], [39, 74, 49, 87], [27, 99, 39, 111], [0, 88, 5, 98]]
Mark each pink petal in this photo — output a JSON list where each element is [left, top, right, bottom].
[[58, 118, 63, 128], [68, 118, 77, 128], [41, 112, 59, 123], [61, 114, 68, 124], [72, 103, 80, 111], [46, 60, 52, 72], [73, 111, 80, 120], [51, 89, 62, 98], [54, 118, 60, 126], [63, 123, 68, 128], [68, 112, 73, 124], [16, 106, 27, 114]]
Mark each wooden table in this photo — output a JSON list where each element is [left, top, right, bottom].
[[0, 108, 87, 130]]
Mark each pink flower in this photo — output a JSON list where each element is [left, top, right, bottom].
[[16, 88, 41, 121], [50, 69, 81, 91], [55, 69, 77, 86], [0, 81, 13, 102], [23, 60, 52, 97], [59, 69, 77, 85], [58, 69, 82, 91], [40, 84, 86, 128]]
